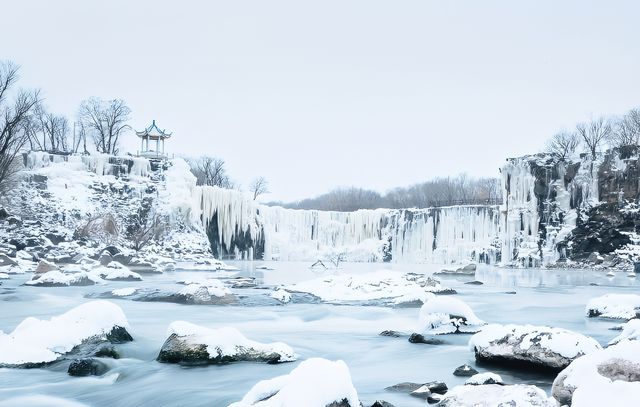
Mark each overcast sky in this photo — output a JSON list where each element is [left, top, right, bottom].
[[2, 1, 640, 201]]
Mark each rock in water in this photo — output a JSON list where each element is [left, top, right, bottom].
[[408, 333, 447, 345], [228, 358, 360, 407], [68, 358, 109, 376], [370, 402, 394, 407], [469, 324, 602, 372], [418, 297, 485, 335], [157, 321, 296, 365], [437, 384, 556, 407], [552, 340, 640, 406], [465, 372, 503, 385], [453, 364, 478, 377], [586, 293, 640, 320]]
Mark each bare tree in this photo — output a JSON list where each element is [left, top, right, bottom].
[[72, 121, 88, 154], [576, 117, 612, 160], [41, 111, 69, 152], [545, 131, 580, 161], [79, 97, 131, 154], [610, 108, 640, 148], [73, 213, 120, 245], [0, 61, 40, 195], [127, 212, 165, 251], [187, 156, 234, 188], [249, 176, 269, 200]]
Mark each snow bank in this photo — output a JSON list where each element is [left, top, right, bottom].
[[229, 358, 360, 407], [438, 384, 557, 407], [419, 297, 485, 334], [469, 324, 601, 371], [24, 270, 102, 286], [0, 300, 130, 366], [552, 340, 640, 406], [160, 321, 296, 364], [284, 270, 449, 303], [586, 293, 640, 319]]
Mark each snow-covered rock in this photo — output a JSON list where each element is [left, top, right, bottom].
[[35, 259, 59, 273], [24, 270, 102, 287], [229, 358, 360, 407], [552, 340, 640, 406], [418, 296, 485, 334], [271, 288, 292, 303], [157, 321, 296, 365], [173, 279, 235, 304], [0, 272, 9, 279], [437, 384, 557, 407], [465, 372, 504, 385], [97, 262, 142, 281], [284, 270, 453, 304], [111, 287, 138, 297], [609, 319, 640, 345], [586, 293, 640, 320], [469, 324, 602, 371], [0, 300, 132, 367]]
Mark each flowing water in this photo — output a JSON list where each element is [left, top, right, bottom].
[[1, 262, 639, 406]]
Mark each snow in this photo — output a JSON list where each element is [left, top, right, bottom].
[[419, 296, 485, 334], [229, 358, 360, 407], [438, 384, 557, 407], [271, 288, 292, 303], [0, 272, 9, 279], [24, 270, 102, 286], [167, 321, 296, 362], [284, 270, 449, 303], [586, 293, 640, 319], [111, 287, 138, 297], [177, 279, 231, 298], [0, 300, 129, 366], [469, 324, 602, 360], [608, 319, 640, 345], [553, 340, 640, 406], [465, 372, 504, 385], [96, 264, 142, 281]]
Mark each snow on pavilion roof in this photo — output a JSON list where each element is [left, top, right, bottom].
[[136, 120, 172, 139]]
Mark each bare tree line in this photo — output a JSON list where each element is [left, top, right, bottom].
[[186, 156, 270, 200], [268, 175, 501, 212], [545, 108, 640, 162]]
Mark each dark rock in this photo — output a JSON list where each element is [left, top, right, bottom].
[[8, 238, 26, 251], [98, 252, 112, 266], [0, 254, 17, 267], [45, 233, 66, 245], [7, 216, 22, 227], [102, 246, 121, 256], [408, 333, 447, 345], [68, 358, 108, 377], [371, 402, 394, 407], [385, 382, 423, 393], [94, 346, 120, 359], [453, 364, 478, 377], [464, 281, 484, 285], [113, 253, 132, 265], [106, 326, 133, 343], [379, 330, 403, 337], [0, 207, 8, 219]]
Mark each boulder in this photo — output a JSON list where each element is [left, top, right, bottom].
[[453, 364, 479, 377], [370, 402, 394, 407], [586, 293, 640, 320], [417, 297, 485, 335], [94, 346, 120, 359], [228, 358, 360, 407], [102, 246, 121, 256], [469, 324, 602, 372], [437, 384, 556, 407], [68, 358, 109, 377], [0, 254, 18, 267], [45, 233, 66, 245], [552, 340, 640, 406], [408, 333, 447, 345], [385, 381, 448, 396], [98, 252, 112, 266], [157, 321, 296, 365], [35, 259, 58, 273], [608, 319, 640, 345], [25, 271, 99, 287], [465, 372, 504, 385]]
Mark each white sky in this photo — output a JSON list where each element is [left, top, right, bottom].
[[2, 0, 640, 202]]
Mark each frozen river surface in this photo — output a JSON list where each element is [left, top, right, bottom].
[[1, 262, 639, 406]]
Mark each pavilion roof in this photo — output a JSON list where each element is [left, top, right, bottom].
[[136, 120, 172, 138]]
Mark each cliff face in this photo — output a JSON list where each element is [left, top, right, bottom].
[[501, 147, 640, 267]]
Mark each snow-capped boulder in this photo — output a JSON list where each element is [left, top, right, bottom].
[[469, 324, 602, 372], [552, 340, 640, 406], [229, 358, 360, 407], [417, 296, 485, 334], [157, 321, 296, 365], [111, 287, 138, 297], [437, 384, 557, 407], [609, 319, 640, 345], [24, 270, 101, 287], [173, 279, 235, 304], [284, 270, 453, 305], [0, 254, 18, 267], [97, 262, 142, 281], [465, 372, 503, 385], [271, 288, 292, 303], [0, 300, 132, 367], [586, 293, 640, 320]]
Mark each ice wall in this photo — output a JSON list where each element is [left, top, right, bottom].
[[23, 151, 150, 178]]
